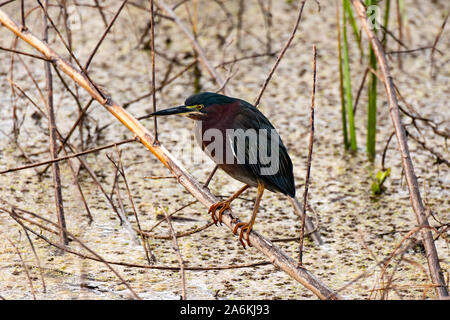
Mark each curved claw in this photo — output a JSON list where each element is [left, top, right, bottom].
[[233, 222, 253, 248], [208, 201, 231, 226]]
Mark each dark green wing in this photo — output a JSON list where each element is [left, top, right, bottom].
[[229, 101, 296, 197]]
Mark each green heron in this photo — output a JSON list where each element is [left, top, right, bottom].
[[151, 92, 295, 248]]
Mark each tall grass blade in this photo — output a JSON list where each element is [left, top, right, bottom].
[[342, 0, 357, 151], [336, 0, 349, 149], [344, 0, 364, 57], [367, 0, 378, 159]]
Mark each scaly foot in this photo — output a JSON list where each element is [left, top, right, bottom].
[[232, 221, 253, 248], [208, 200, 231, 225]]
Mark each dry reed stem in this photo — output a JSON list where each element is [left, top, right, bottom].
[[298, 44, 317, 266], [42, 0, 68, 246], [0, 138, 136, 174], [6, 236, 36, 299], [149, 0, 158, 142], [4, 204, 141, 299], [111, 147, 155, 263], [13, 212, 47, 293], [254, 0, 305, 108], [3, 204, 272, 272], [162, 206, 187, 299], [155, 0, 227, 92], [84, 0, 129, 71]]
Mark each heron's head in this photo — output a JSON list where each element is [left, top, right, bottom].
[[149, 92, 238, 121]]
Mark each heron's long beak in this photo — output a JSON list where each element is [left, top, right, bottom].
[[149, 105, 194, 117]]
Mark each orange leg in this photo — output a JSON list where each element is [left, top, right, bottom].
[[233, 182, 264, 248], [208, 184, 249, 225]]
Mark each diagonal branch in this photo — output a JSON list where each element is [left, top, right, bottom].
[[0, 9, 341, 300]]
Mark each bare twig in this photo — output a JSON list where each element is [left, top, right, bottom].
[[84, 0, 128, 71], [4, 204, 141, 299], [203, 164, 218, 188], [254, 0, 306, 108], [381, 131, 395, 171], [149, 0, 158, 142], [298, 44, 317, 266], [430, 13, 448, 78], [126, 61, 196, 109], [2, 205, 271, 272], [42, 0, 68, 246], [353, 67, 369, 116], [11, 209, 47, 293], [112, 146, 155, 263], [155, 0, 227, 93], [162, 206, 186, 299], [0, 138, 136, 174], [6, 236, 36, 299], [0, 45, 52, 61], [93, 0, 109, 28], [405, 127, 450, 167], [395, 0, 403, 69]]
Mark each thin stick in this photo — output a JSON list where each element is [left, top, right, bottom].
[[84, 0, 128, 71], [6, 237, 36, 299], [12, 209, 47, 293], [387, 46, 442, 55], [298, 45, 317, 266], [0, 138, 136, 174], [0, 45, 52, 61], [112, 169, 140, 244], [395, 0, 403, 69], [162, 206, 187, 299], [113, 146, 155, 263], [2, 205, 271, 272], [127, 61, 196, 109], [353, 66, 369, 116], [20, 0, 25, 29], [381, 131, 395, 171], [93, 0, 108, 28], [254, 0, 306, 108], [42, 0, 68, 246], [60, 145, 93, 223], [0, 12, 340, 299], [149, 0, 158, 142], [5, 204, 141, 299], [430, 12, 448, 78], [203, 164, 218, 188], [0, 0, 15, 7], [351, 0, 448, 298], [155, 0, 227, 93]]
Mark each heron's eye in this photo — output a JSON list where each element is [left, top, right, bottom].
[[197, 104, 204, 110]]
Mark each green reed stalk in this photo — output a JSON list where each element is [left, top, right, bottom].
[[336, 0, 349, 149], [367, 50, 377, 158], [344, 0, 363, 57], [367, 0, 378, 159], [342, 0, 357, 151]]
